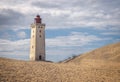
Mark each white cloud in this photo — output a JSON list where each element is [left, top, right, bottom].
[[0, 39, 30, 56], [17, 31, 26, 39], [101, 31, 120, 35], [0, 32, 13, 40], [46, 32, 110, 47], [0, 0, 120, 30]]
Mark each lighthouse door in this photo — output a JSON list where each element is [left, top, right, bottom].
[[39, 55, 42, 60]]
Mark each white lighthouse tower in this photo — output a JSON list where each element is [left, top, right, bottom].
[[30, 15, 45, 61]]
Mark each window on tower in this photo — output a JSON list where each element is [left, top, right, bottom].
[[39, 30, 41, 32], [39, 35, 41, 37]]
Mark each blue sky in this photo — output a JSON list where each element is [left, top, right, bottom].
[[0, 0, 120, 62]]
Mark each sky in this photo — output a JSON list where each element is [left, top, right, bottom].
[[0, 0, 120, 62]]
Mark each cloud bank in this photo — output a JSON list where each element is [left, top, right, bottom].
[[0, 0, 120, 62]]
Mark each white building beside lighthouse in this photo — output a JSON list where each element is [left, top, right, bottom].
[[30, 15, 45, 61]]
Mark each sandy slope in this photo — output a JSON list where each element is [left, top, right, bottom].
[[66, 42, 120, 63], [0, 42, 120, 82]]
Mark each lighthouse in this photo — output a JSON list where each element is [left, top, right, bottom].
[[30, 15, 45, 61]]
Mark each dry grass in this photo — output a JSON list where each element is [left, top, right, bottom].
[[0, 42, 120, 82]]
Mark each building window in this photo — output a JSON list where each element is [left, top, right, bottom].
[[39, 35, 41, 37], [33, 35, 34, 38], [32, 46, 33, 48], [39, 30, 41, 32]]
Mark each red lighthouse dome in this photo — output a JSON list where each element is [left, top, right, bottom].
[[34, 15, 42, 23]]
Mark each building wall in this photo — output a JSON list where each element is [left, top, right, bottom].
[[30, 23, 45, 61], [30, 24, 36, 60]]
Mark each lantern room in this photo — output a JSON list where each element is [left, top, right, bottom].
[[34, 15, 42, 23]]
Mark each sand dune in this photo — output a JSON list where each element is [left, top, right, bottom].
[[65, 42, 120, 63], [0, 42, 120, 82]]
